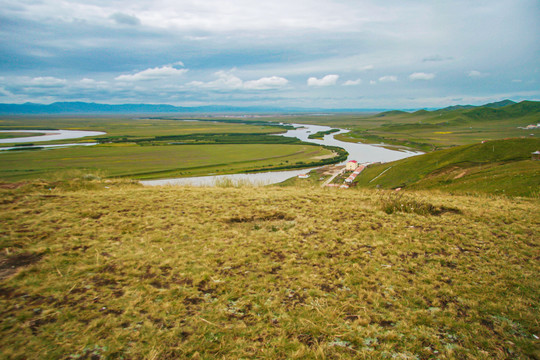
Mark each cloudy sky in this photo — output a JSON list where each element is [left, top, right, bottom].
[[0, 0, 538, 109]]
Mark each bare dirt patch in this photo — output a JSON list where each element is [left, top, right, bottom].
[[0, 182, 28, 189], [453, 170, 468, 179], [0, 252, 43, 280], [311, 151, 337, 160]]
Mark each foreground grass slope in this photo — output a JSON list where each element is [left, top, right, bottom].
[[355, 138, 540, 197], [0, 181, 538, 359]]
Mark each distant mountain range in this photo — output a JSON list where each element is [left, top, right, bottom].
[[0, 102, 388, 115], [0, 99, 535, 115]]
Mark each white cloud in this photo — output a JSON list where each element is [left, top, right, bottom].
[[369, 80, 377, 85], [307, 74, 339, 87], [189, 71, 288, 90], [80, 78, 96, 85], [468, 70, 488, 78], [343, 79, 362, 86], [359, 65, 374, 71], [78, 78, 109, 88], [378, 75, 397, 82], [189, 71, 243, 89], [244, 76, 289, 90], [409, 72, 435, 80], [30, 77, 67, 87], [115, 65, 188, 81]]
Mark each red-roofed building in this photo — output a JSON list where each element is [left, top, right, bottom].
[[345, 160, 358, 171]]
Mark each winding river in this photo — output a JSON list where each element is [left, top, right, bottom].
[[0, 129, 106, 151], [0, 129, 106, 144], [141, 123, 422, 186], [0, 125, 422, 185]]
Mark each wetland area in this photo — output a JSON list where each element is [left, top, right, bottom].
[[0, 120, 421, 185]]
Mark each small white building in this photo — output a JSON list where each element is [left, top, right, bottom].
[[345, 160, 358, 171]]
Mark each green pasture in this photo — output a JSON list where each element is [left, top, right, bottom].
[[0, 132, 47, 140], [0, 117, 283, 146], [354, 138, 540, 197], [0, 143, 334, 181], [249, 101, 540, 151], [334, 101, 540, 150]]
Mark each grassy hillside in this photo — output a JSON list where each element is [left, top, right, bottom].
[[334, 101, 540, 150], [0, 181, 538, 359], [354, 138, 540, 197]]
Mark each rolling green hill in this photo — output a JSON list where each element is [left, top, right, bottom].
[[337, 100, 540, 150], [354, 138, 540, 197]]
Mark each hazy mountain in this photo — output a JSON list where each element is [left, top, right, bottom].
[[0, 102, 386, 115]]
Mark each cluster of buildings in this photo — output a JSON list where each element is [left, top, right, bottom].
[[344, 161, 366, 184], [326, 160, 366, 188], [297, 160, 367, 188]]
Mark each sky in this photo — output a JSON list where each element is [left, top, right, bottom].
[[0, 0, 539, 109]]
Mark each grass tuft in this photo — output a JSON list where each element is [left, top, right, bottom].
[[0, 181, 537, 359], [379, 192, 462, 216]]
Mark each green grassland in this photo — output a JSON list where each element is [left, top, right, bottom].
[[0, 143, 337, 181], [0, 117, 345, 181], [334, 101, 540, 151], [354, 138, 540, 197], [0, 132, 46, 140], [237, 101, 539, 152], [0, 117, 283, 146], [308, 129, 340, 140], [0, 181, 538, 359]]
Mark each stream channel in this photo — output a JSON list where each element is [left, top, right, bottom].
[[0, 130, 106, 150], [141, 124, 422, 186]]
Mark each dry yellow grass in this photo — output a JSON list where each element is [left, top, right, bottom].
[[0, 179, 538, 359]]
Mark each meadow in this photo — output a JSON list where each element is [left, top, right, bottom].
[[243, 101, 540, 152], [0, 143, 334, 181], [352, 138, 540, 197], [0, 104, 538, 359], [333, 101, 540, 151], [0, 179, 538, 359], [0, 117, 281, 142], [0, 117, 339, 181]]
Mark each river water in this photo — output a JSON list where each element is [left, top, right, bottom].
[[141, 123, 422, 186], [0, 129, 106, 144]]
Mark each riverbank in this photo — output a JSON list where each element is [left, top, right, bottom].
[[0, 129, 106, 144], [0, 120, 422, 184], [141, 123, 422, 186]]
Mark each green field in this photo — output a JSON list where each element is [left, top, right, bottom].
[[0, 117, 342, 181], [334, 101, 540, 151], [223, 101, 539, 152], [353, 138, 540, 197], [0, 143, 337, 181], [0, 117, 284, 145], [0, 132, 46, 140], [0, 181, 538, 359]]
